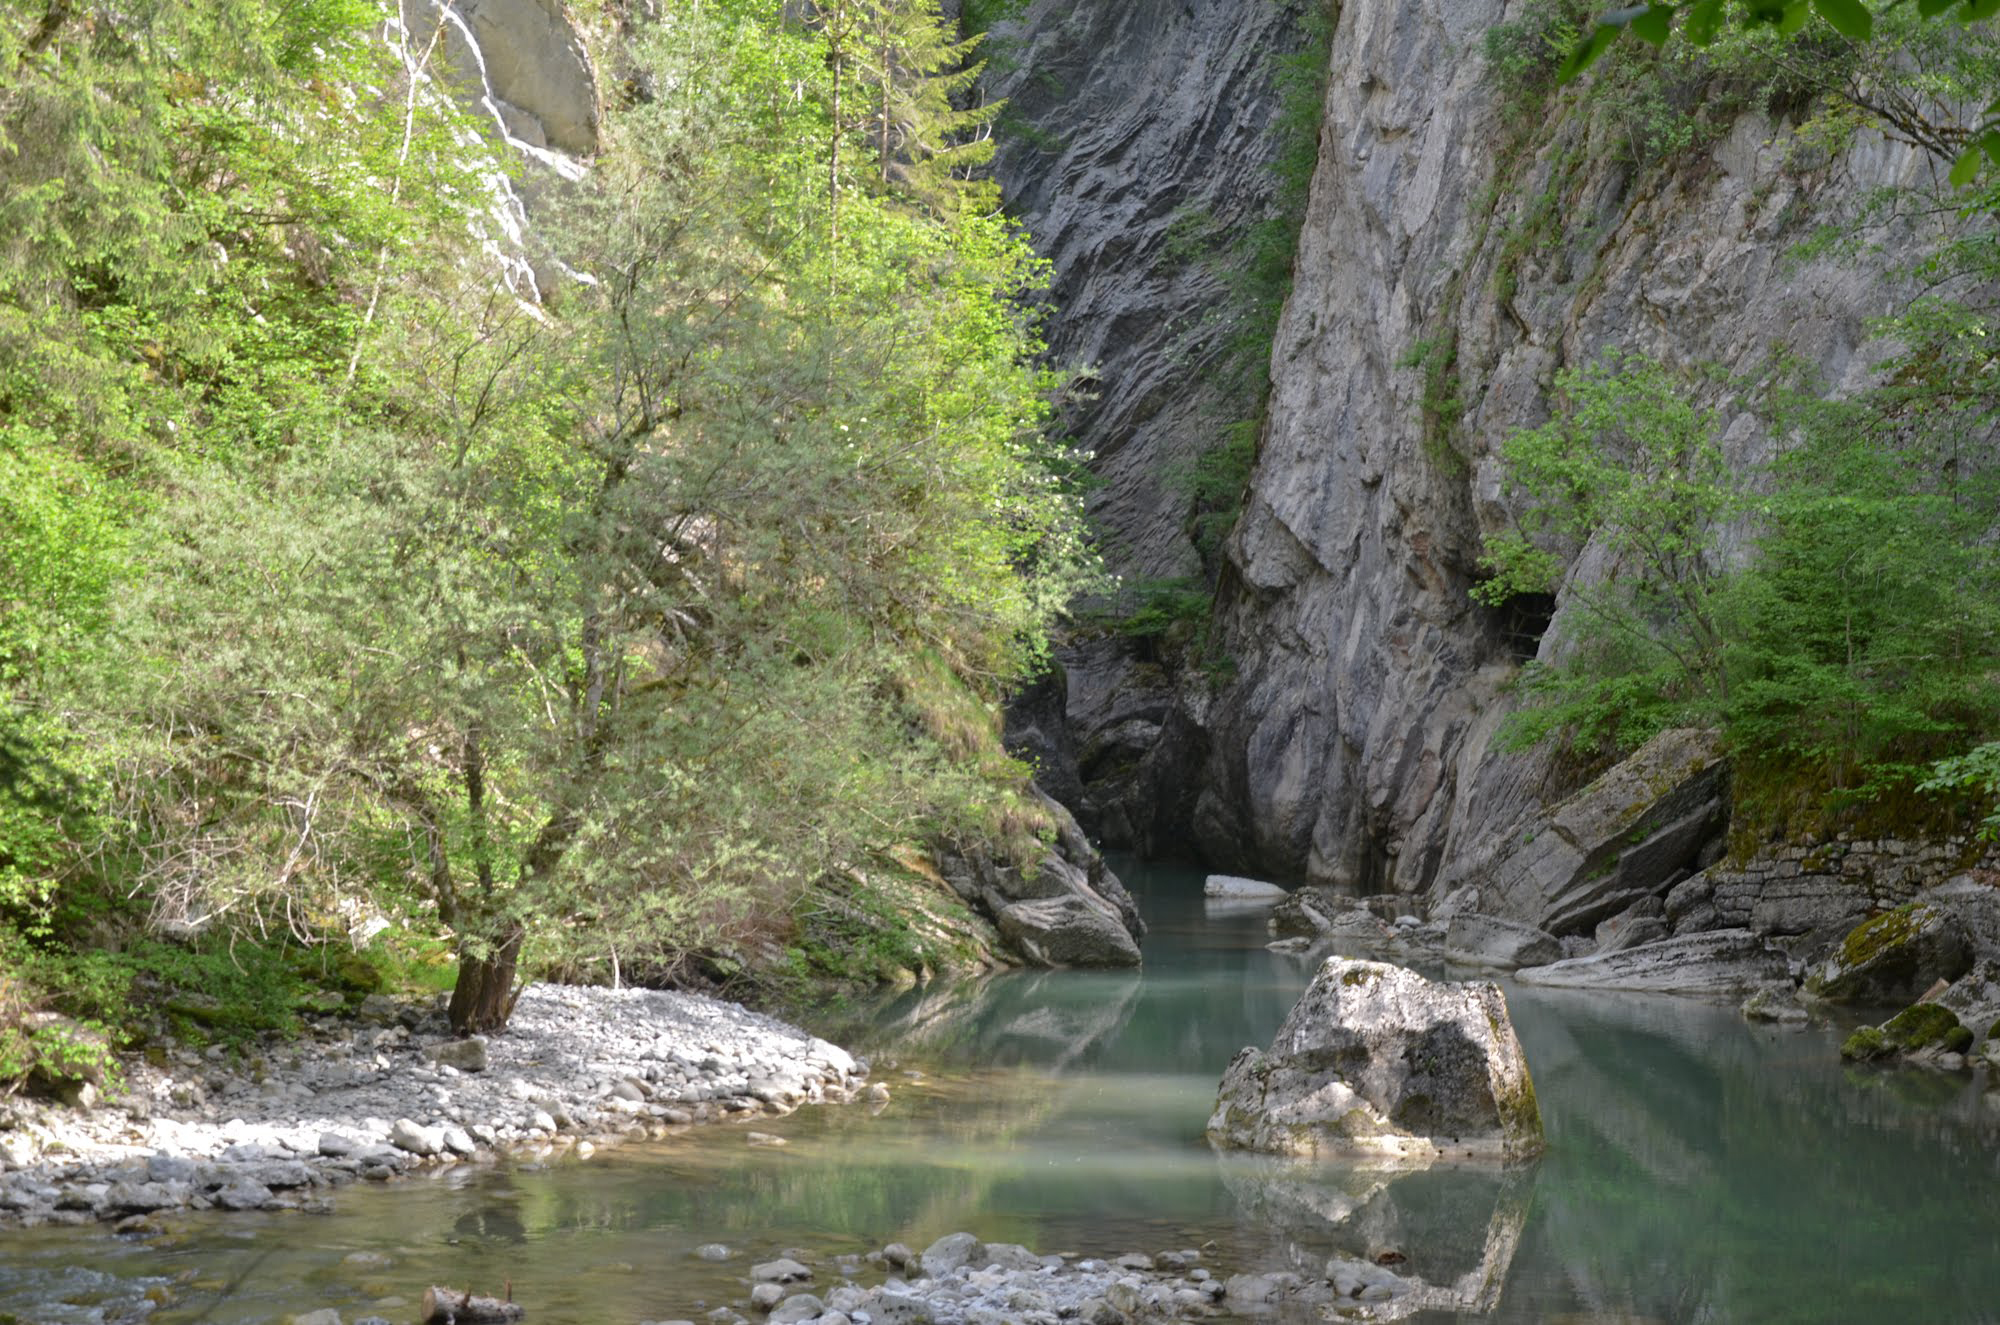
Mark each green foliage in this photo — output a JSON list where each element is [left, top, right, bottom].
[[960, 0, 1030, 35], [1160, 0, 1333, 577], [1479, 351, 2000, 808], [1474, 353, 1737, 754], [0, 0, 1102, 1031], [1557, 0, 2000, 183], [1398, 331, 1469, 473]]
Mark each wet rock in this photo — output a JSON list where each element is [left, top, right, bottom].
[[1205, 875, 1289, 902], [994, 895, 1142, 967], [1207, 957, 1544, 1163], [1444, 913, 1561, 970], [1741, 983, 1810, 1025], [1805, 902, 1972, 1005], [1517, 930, 1789, 995], [1842, 1003, 1974, 1063], [291, 1311, 343, 1325], [748, 1282, 785, 1312], [389, 1118, 442, 1157], [213, 1179, 273, 1211], [694, 1243, 733, 1261], [750, 1257, 812, 1284], [920, 1231, 986, 1277]]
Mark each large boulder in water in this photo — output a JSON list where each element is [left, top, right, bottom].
[[1804, 901, 1971, 1005], [1206, 958, 1544, 1164]]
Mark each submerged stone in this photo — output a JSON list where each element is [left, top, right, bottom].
[[1206, 957, 1543, 1164]]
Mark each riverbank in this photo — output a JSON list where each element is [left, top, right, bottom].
[[0, 983, 869, 1229]]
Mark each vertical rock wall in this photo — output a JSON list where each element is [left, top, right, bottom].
[[983, 0, 1309, 850], [1197, 0, 1943, 903]]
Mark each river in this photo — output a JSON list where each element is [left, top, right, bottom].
[[6, 856, 2000, 1323]]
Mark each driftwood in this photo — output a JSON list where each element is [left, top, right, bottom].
[[420, 1285, 525, 1323]]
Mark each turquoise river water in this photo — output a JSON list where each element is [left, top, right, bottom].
[[5, 856, 2000, 1323]]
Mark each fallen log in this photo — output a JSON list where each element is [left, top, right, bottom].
[[420, 1285, 525, 1323]]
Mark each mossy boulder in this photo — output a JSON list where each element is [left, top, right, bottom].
[[1804, 903, 1971, 1006], [1841, 1002, 1973, 1063]]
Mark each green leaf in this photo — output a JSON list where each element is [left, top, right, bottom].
[[1812, 0, 1874, 39], [1916, 0, 1957, 17], [1776, 0, 1815, 33], [1983, 129, 2000, 165], [1685, 0, 1727, 42], [1949, 144, 1983, 188], [1557, 20, 1624, 83], [1966, 0, 2000, 19], [1631, 3, 1676, 44]]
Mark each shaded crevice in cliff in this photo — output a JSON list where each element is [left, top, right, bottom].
[[987, 0, 1315, 850]]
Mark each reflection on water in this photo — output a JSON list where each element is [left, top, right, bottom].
[[7, 856, 2000, 1323]]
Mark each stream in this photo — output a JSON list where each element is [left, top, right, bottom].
[[7, 856, 2000, 1324]]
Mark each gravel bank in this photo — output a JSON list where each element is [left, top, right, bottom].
[[0, 984, 868, 1229]]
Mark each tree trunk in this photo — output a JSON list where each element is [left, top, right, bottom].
[[421, 1285, 525, 1323], [448, 922, 524, 1035]]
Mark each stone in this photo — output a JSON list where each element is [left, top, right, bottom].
[[291, 1311, 343, 1325], [748, 1283, 786, 1312], [751, 1257, 812, 1284], [440, 1127, 478, 1158], [1805, 903, 1973, 1005], [993, 895, 1141, 967], [1517, 930, 1790, 995], [870, 1292, 936, 1325], [694, 1243, 733, 1261], [213, 1180, 273, 1211], [1937, 959, 2000, 1047], [1740, 983, 1810, 1025], [317, 1132, 359, 1158], [768, 1294, 824, 1325], [389, 1118, 442, 1157], [426, 1036, 489, 1073], [1444, 913, 1561, 970], [103, 1180, 182, 1213], [1478, 730, 1730, 935], [146, 1151, 197, 1183], [1842, 1003, 1974, 1062], [920, 1231, 986, 1278], [1594, 897, 1671, 954], [1204, 874, 1290, 901], [1206, 957, 1543, 1163]]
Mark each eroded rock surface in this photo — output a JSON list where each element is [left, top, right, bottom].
[[1517, 930, 1789, 996], [1207, 957, 1543, 1163]]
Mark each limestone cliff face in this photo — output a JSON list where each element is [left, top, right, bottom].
[[1188, 0, 1940, 904], [985, 0, 1308, 583], [984, 0, 1308, 851]]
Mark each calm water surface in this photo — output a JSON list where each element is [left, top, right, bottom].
[[6, 856, 2000, 1323]]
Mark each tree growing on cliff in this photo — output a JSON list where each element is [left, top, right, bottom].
[[1478, 353, 2000, 800]]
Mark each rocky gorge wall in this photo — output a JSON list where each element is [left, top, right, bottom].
[[995, 0, 1964, 927]]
